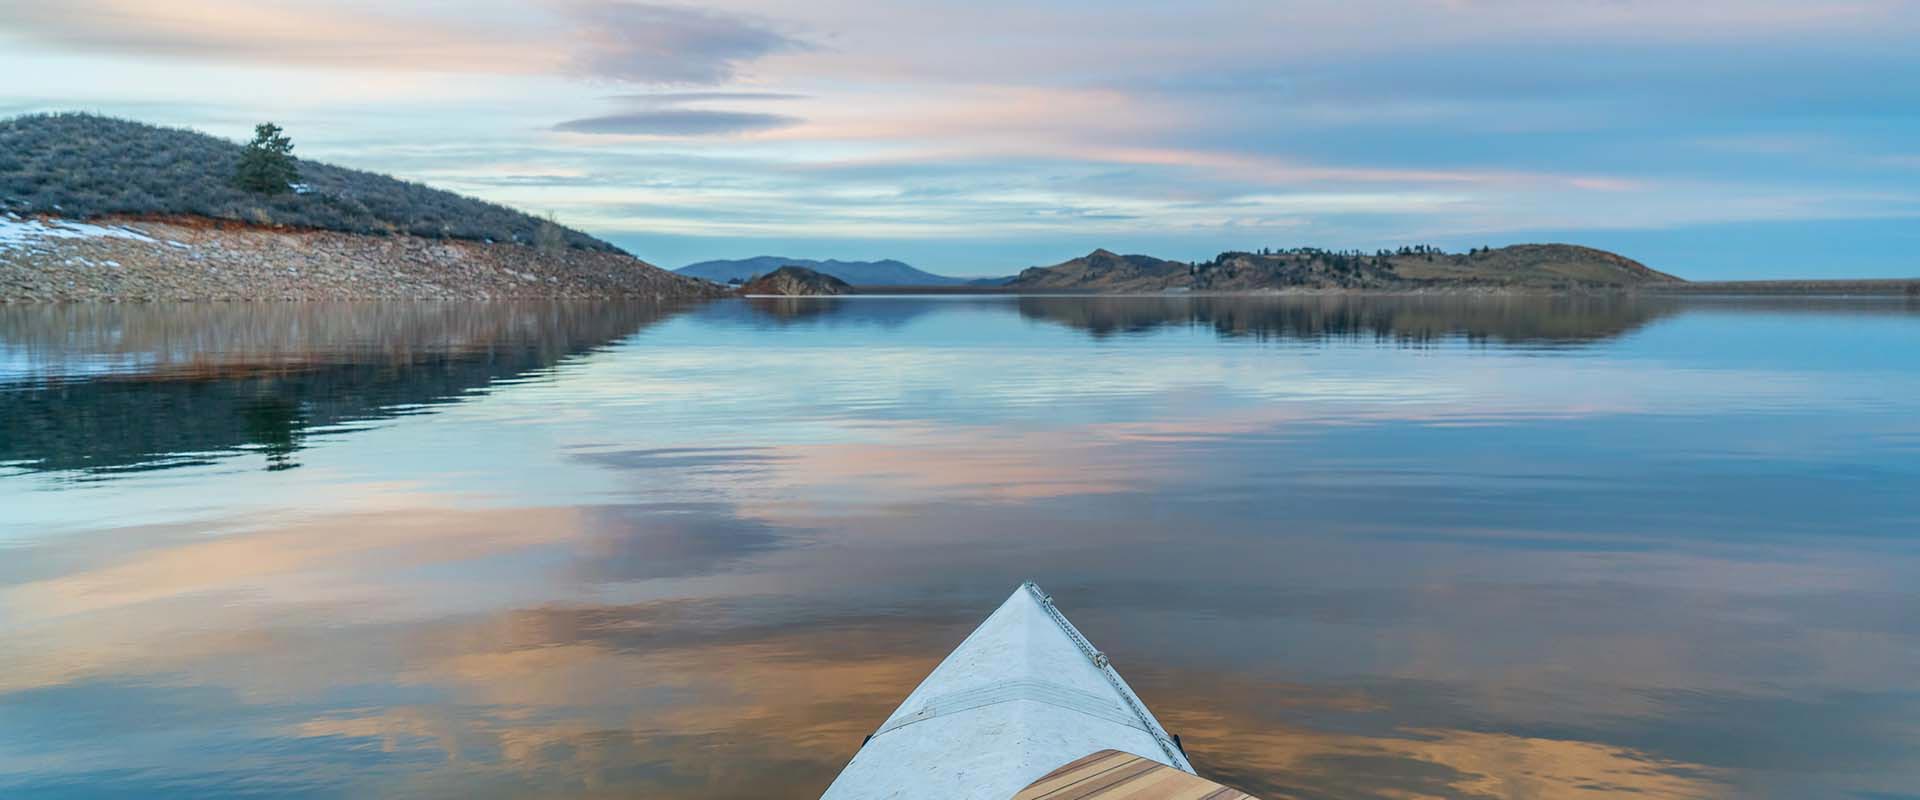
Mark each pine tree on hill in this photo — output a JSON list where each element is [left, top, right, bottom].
[[233, 122, 299, 194], [0, 113, 623, 251]]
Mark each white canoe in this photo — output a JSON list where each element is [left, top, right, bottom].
[[821, 582, 1202, 799]]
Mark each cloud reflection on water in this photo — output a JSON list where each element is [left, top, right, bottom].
[[2, 297, 1918, 798]]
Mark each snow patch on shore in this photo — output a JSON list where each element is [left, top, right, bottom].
[[0, 213, 164, 253]]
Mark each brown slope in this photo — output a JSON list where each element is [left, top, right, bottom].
[[1389, 244, 1683, 286], [0, 214, 726, 302], [1006, 249, 1193, 291]]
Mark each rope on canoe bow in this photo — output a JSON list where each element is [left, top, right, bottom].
[[1022, 581, 1193, 773]]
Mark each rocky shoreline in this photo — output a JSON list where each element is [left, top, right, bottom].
[[0, 214, 727, 302]]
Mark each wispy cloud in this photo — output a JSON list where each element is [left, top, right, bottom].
[[606, 91, 809, 104], [555, 109, 798, 136], [553, 89, 803, 136], [558, 2, 806, 84]]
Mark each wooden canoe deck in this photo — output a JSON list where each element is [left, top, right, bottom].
[[1012, 750, 1257, 800]]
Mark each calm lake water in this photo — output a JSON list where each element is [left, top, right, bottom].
[[2, 295, 1918, 799]]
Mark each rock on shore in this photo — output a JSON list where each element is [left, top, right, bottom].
[[0, 214, 727, 302]]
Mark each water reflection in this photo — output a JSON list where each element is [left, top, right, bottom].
[[1018, 294, 1920, 344], [0, 301, 688, 475], [728, 294, 1685, 344], [1015, 294, 1680, 344], [2, 296, 1918, 799], [738, 296, 964, 329]]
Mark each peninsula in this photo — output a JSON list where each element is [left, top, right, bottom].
[[1002, 245, 1682, 292]]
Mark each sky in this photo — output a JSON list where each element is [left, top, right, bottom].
[[2, 1, 1918, 279]]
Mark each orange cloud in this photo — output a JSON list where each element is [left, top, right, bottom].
[[0, 0, 801, 84], [2, 505, 582, 619]]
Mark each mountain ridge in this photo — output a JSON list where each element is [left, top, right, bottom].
[[1005, 245, 1685, 292]]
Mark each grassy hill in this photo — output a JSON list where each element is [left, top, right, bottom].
[[0, 112, 617, 252]]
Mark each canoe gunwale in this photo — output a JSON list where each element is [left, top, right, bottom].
[[1021, 581, 1193, 773]]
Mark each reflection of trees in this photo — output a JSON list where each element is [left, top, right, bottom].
[[0, 301, 689, 476], [728, 294, 1919, 341], [731, 294, 1685, 344], [1016, 295, 1683, 345], [742, 297, 847, 323], [240, 397, 306, 471]]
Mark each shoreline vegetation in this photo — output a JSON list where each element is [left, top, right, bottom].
[[0, 212, 726, 302], [832, 280, 1920, 297], [741, 259, 1919, 298], [2, 112, 1914, 302]]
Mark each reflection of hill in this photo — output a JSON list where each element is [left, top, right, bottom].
[[1015, 295, 1682, 345], [731, 297, 986, 328], [0, 301, 687, 475], [740, 297, 848, 323]]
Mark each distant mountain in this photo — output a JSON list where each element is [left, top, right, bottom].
[[677, 256, 968, 286], [966, 275, 1018, 287], [738, 266, 850, 296], [1005, 245, 1682, 292]]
